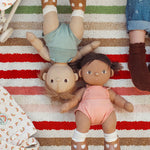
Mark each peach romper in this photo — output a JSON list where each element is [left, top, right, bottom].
[[76, 86, 115, 125]]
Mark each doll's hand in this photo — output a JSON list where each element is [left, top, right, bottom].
[[91, 41, 101, 49], [124, 102, 134, 112], [60, 103, 71, 113]]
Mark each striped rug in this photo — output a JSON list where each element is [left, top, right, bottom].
[[1, 0, 150, 149]]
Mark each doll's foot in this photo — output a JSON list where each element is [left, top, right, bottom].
[[104, 138, 120, 150], [70, 0, 86, 12], [128, 43, 150, 91], [41, 0, 57, 9], [71, 140, 88, 150]]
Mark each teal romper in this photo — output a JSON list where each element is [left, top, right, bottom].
[[44, 23, 81, 63]]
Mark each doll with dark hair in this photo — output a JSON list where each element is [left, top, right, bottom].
[[26, 0, 100, 101], [61, 52, 134, 150]]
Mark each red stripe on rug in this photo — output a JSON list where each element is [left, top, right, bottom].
[[0, 54, 149, 62], [108, 54, 150, 62], [112, 87, 150, 95], [0, 70, 40, 78], [33, 121, 150, 130], [4, 87, 150, 95], [5, 86, 45, 95], [0, 70, 131, 79], [0, 54, 47, 62]]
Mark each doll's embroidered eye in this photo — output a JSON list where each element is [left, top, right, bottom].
[[50, 79, 54, 83], [102, 70, 107, 74], [64, 79, 68, 82], [87, 71, 92, 74]]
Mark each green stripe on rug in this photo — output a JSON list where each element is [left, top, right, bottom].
[[6, 6, 125, 14]]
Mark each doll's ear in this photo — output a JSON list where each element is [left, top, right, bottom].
[[42, 73, 47, 81], [78, 69, 82, 77], [110, 69, 114, 77], [74, 73, 78, 81]]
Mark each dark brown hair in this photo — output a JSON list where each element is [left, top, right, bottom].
[[78, 52, 122, 72]]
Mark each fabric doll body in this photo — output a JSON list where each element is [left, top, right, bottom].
[[43, 21, 81, 63], [126, 0, 150, 91], [42, 0, 83, 63], [61, 52, 134, 150], [26, 0, 100, 96], [76, 85, 114, 125]]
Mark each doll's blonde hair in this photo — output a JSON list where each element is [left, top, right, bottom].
[[45, 82, 75, 102]]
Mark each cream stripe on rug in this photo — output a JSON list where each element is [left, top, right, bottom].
[[0, 0, 150, 149]]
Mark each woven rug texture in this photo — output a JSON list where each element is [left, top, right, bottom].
[[0, 0, 150, 149]]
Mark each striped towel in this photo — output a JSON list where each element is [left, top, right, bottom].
[[0, 0, 150, 149]]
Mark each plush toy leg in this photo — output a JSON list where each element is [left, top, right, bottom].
[[41, 0, 59, 35], [41, 0, 57, 9], [71, 111, 90, 150], [71, 140, 88, 150], [104, 138, 120, 150], [102, 112, 120, 150], [70, 0, 86, 12], [128, 43, 150, 91], [41, 0, 57, 17], [69, 0, 86, 39]]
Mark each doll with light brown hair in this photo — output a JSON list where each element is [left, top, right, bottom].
[[26, 0, 100, 100], [61, 52, 134, 150]]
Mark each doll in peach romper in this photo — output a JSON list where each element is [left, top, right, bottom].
[[61, 52, 134, 150]]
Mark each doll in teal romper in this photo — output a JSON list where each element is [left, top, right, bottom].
[[26, 0, 100, 100]]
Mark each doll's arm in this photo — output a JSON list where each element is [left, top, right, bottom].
[[60, 87, 85, 113], [109, 89, 134, 112], [26, 32, 51, 61], [71, 41, 101, 62]]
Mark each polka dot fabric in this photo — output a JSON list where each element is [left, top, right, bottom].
[[0, 0, 16, 11], [70, 0, 86, 11], [0, 86, 39, 149], [41, 0, 57, 9]]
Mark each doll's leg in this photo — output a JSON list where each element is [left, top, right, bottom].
[[71, 111, 90, 150], [69, 0, 86, 40], [128, 30, 150, 91], [41, 0, 59, 35], [102, 111, 120, 150]]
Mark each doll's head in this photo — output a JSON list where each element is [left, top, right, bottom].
[[40, 63, 79, 101], [42, 63, 78, 93], [79, 52, 122, 86]]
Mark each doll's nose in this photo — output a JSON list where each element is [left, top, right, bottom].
[[56, 78, 61, 82], [95, 72, 99, 76]]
